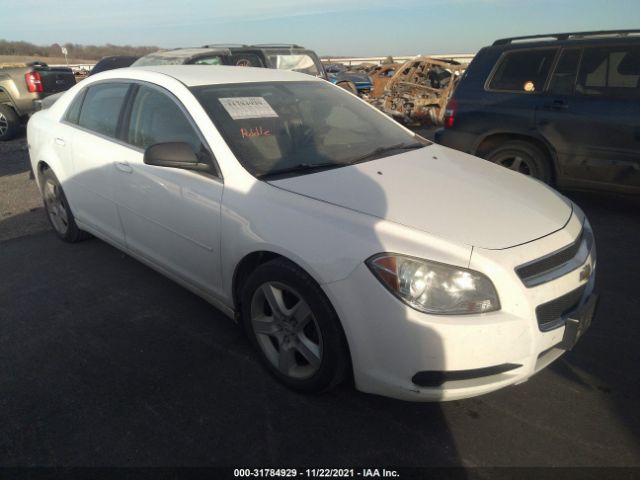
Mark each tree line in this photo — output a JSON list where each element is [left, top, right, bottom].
[[0, 39, 160, 60]]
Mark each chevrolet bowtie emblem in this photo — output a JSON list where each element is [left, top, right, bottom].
[[580, 263, 592, 281]]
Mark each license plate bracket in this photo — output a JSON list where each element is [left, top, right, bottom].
[[559, 293, 598, 350]]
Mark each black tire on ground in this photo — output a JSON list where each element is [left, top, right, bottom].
[[40, 168, 92, 242], [337, 81, 358, 95], [484, 140, 552, 184], [241, 258, 350, 393], [0, 104, 21, 141]]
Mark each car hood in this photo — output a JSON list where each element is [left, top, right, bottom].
[[268, 145, 572, 250]]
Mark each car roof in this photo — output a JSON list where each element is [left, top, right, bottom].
[[141, 48, 232, 59], [487, 30, 640, 51], [93, 64, 324, 86]]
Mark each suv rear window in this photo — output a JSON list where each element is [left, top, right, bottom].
[[576, 46, 640, 100], [488, 48, 557, 93], [267, 54, 320, 76]]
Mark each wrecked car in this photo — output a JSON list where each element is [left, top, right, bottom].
[[380, 57, 467, 125], [369, 63, 400, 97], [323, 63, 373, 96]]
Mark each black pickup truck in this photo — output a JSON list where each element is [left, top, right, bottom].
[[0, 62, 76, 140]]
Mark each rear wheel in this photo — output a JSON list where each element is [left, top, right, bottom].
[[41, 168, 91, 242], [484, 140, 552, 183], [0, 104, 20, 141], [241, 258, 349, 393]]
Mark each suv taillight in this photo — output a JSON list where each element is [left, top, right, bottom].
[[443, 98, 457, 129], [25, 71, 43, 93]]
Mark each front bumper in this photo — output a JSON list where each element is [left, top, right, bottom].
[[323, 212, 597, 401]]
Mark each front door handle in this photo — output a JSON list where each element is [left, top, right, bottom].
[[55, 137, 65, 146], [546, 100, 568, 110], [114, 161, 133, 174]]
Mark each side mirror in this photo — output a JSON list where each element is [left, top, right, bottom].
[[143, 142, 210, 171]]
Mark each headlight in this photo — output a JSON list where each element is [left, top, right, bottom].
[[366, 254, 500, 315]]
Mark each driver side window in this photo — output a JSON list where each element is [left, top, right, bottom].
[[126, 86, 202, 153]]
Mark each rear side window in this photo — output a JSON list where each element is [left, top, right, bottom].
[[548, 49, 581, 95], [77, 83, 130, 137], [488, 48, 557, 93], [64, 89, 86, 124], [576, 46, 640, 100], [268, 54, 320, 76]]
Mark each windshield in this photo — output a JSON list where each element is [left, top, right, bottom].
[[191, 81, 426, 178], [267, 55, 320, 76]]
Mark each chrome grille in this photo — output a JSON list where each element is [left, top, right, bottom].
[[516, 226, 593, 288]]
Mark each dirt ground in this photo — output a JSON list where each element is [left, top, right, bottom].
[[0, 55, 94, 66]]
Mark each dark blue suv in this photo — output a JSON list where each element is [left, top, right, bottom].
[[435, 30, 640, 194]]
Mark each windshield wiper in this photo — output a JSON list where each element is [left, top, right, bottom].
[[258, 162, 344, 179], [347, 142, 426, 165]]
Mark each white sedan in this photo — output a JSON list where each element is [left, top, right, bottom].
[[27, 65, 597, 401]]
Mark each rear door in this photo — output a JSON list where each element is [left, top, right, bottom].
[[536, 45, 640, 192], [469, 47, 559, 139], [67, 82, 132, 246]]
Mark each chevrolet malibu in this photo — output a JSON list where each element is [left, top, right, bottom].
[[27, 66, 597, 401]]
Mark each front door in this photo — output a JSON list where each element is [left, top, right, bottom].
[[111, 84, 224, 296]]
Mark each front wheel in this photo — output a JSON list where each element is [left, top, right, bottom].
[[241, 259, 349, 393], [484, 140, 552, 184]]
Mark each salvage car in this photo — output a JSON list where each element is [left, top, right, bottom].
[[324, 63, 373, 96], [209, 44, 327, 79], [435, 30, 640, 193], [28, 65, 597, 401], [382, 56, 467, 126], [89, 55, 140, 75], [134, 44, 327, 79], [369, 63, 400, 97]]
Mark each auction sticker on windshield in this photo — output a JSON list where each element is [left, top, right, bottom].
[[219, 97, 279, 120]]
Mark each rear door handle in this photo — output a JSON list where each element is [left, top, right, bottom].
[[114, 161, 133, 174], [55, 137, 65, 146]]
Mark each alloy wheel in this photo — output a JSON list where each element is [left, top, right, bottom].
[[43, 179, 70, 235], [250, 281, 323, 380], [494, 154, 533, 175]]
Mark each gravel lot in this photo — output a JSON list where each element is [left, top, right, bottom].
[[1, 134, 639, 468]]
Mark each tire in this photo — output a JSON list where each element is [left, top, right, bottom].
[[40, 168, 91, 242], [484, 140, 552, 184], [241, 258, 349, 393], [0, 104, 20, 141], [337, 81, 358, 95]]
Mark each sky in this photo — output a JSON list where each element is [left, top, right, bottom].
[[1, 0, 639, 57]]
